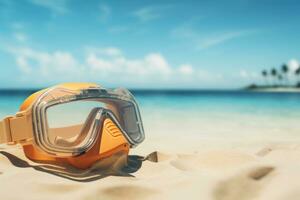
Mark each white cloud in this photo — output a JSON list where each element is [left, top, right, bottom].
[[11, 22, 24, 30], [285, 59, 300, 84], [14, 32, 27, 42], [239, 69, 259, 79], [240, 70, 249, 78], [85, 46, 122, 57], [145, 53, 171, 75], [133, 6, 162, 22], [28, 0, 69, 14], [178, 64, 193, 75], [86, 51, 171, 77], [7, 46, 80, 78], [200, 30, 257, 50], [16, 56, 31, 74], [172, 26, 197, 39], [287, 59, 299, 72], [4, 45, 224, 87], [99, 4, 111, 22], [172, 25, 258, 50], [87, 54, 114, 72], [84, 50, 223, 87], [108, 26, 129, 34]]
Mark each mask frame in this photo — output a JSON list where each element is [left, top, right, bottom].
[[31, 86, 145, 157]]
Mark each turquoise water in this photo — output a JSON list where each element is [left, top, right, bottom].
[[1, 90, 300, 139]]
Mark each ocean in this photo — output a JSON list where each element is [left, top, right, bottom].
[[0, 90, 300, 140]]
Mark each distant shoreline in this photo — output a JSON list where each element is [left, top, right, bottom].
[[245, 85, 300, 93]]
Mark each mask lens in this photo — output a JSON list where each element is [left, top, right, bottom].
[[120, 104, 140, 140], [46, 100, 105, 149], [106, 99, 143, 143], [45, 95, 143, 150]]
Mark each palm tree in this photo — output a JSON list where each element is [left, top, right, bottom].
[[278, 74, 283, 86], [295, 66, 300, 87], [261, 70, 268, 86], [271, 68, 277, 86], [281, 64, 289, 86]]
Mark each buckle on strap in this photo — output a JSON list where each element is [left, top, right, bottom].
[[0, 113, 33, 144], [0, 117, 13, 144]]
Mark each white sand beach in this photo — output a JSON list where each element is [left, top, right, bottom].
[[249, 87, 300, 93], [1, 133, 300, 200]]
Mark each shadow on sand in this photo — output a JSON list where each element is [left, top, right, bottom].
[[0, 151, 158, 182]]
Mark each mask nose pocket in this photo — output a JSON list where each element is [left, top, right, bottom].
[[54, 107, 104, 148]]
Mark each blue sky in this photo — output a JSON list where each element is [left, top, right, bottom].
[[0, 0, 299, 89]]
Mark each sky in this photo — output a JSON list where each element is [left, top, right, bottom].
[[0, 0, 300, 89]]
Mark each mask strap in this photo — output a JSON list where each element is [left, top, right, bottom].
[[0, 114, 33, 144], [0, 117, 12, 144]]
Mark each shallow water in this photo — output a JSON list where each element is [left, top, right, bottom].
[[0, 90, 300, 140]]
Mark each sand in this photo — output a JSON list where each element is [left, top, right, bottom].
[[249, 87, 300, 93], [1, 135, 300, 200]]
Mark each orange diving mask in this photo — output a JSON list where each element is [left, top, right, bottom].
[[0, 83, 145, 169]]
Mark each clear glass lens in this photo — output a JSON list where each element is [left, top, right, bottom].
[[46, 100, 105, 148], [120, 104, 140, 139], [45, 96, 142, 149], [107, 99, 142, 142]]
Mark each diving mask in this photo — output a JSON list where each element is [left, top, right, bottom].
[[0, 83, 145, 169]]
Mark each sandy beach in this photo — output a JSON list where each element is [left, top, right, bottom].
[[1, 133, 300, 200], [248, 87, 300, 93], [1, 90, 300, 200]]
